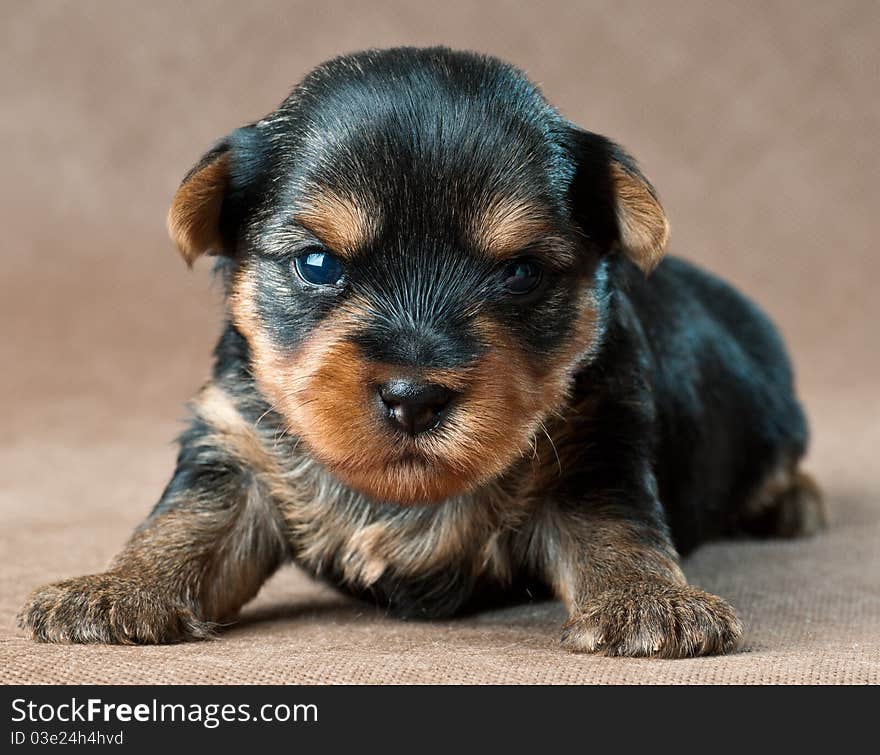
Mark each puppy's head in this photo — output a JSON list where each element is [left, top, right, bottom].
[[168, 47, 668, 504]]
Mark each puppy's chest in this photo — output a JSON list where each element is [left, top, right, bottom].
[[272, 460, 537, 591]]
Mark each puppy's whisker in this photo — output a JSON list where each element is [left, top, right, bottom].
[[538, 421, 562, 477], [254, 406, 277, 429]]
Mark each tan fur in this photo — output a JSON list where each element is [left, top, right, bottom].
[[543, 513, 686, 614], [196, 383, 277, 475], [277, 473, 529, 590], [474, 196, 572, 263], [741, 466, 825, 538], [198, 385, 531, 592], [532, 508, 742, 657], [295, 189, 378, 256], [167, 154, 229, 265], [229, 262, 602, 505], [610, 162, 669, 273], [561, 582, 744, 658]]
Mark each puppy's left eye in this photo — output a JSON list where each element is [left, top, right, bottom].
[[293, 249, 345, 286], [502, 259, 542, 295]]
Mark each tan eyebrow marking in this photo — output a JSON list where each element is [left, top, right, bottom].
[[294, 190, 378, 257], [473, 196, 572, 263]]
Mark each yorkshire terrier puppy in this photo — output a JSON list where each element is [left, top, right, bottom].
[[19, 47, 824, 657]]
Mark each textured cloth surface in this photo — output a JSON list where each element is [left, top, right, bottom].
[[1, 0, 878, 684]]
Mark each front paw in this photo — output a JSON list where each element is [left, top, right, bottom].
[[17, 573, 214, 644], [561, 582, 743, 658]]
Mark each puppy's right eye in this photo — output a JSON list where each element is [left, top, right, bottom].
[[502, 258, 542, 295], [293, 249, 345, 287]]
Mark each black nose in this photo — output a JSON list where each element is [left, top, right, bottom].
[[378, 380, 455, 436]]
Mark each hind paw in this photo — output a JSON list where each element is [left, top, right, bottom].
[[743, 470, 826, 538]]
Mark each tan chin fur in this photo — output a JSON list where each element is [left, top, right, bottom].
[[231, 266, 601, 504]]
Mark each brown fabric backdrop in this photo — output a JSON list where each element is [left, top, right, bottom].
[[1, 0, 878, 684]]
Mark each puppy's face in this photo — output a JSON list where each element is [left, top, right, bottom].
[[168, 48, 668, 504]]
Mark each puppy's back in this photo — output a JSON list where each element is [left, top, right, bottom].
[[620, 255, 809, 551]]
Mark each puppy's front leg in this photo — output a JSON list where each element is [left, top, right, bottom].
[[18, 386, 288, 644], [546, 492, 743, 658]]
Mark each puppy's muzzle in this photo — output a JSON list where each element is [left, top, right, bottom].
[[377, 379, 457, 436]]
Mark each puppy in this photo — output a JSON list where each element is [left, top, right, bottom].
[[19, 47, 824, 657]]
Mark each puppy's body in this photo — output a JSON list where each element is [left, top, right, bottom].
[[20, 47, 822, 657], [619, 256, 813, 553]]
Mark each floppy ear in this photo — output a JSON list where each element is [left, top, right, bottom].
[[167, 124, 267, 266], [566, 126, 669, 273]]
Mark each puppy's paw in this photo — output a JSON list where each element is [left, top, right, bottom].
[[561, 582, 743, 658], [17, 573, 214, 644], [751, 470, 826, 538]]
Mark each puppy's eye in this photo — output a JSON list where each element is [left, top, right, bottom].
[[293, 249, 345, 286], [502, 259, 542, 295]]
